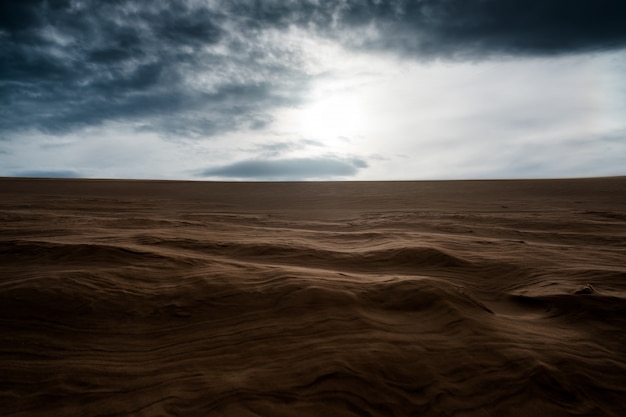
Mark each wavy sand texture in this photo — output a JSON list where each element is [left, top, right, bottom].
[[1, 177, 626, 416]]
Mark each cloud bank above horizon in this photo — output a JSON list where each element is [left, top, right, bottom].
[[1, 0, 625, 180]]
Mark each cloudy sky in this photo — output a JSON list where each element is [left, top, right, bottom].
[[1, 0, 625, 180]]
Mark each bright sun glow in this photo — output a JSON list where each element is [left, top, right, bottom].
[[299, 92, 363, 144]]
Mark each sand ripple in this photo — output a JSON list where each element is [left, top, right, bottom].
[[1, 178, 626, 416]]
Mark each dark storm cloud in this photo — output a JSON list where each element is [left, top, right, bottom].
[[0, 0, 302, 137], [199, 156, 368, 180], [224, 0, 626, 56], [2, 0, 626, 138]]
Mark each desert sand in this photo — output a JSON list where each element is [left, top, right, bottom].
[[1, 177, 626, 416]]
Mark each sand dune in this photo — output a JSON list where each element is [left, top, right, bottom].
[[1, 177, 625, 416]]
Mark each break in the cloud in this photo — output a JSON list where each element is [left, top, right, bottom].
[[1, 0, 625, 180]]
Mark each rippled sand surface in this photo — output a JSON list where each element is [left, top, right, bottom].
[[1, 177, 626, 416]]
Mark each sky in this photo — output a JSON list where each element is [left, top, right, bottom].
[[1, 0, 626, 181]]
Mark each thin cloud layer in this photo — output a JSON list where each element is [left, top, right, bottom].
[[199, 157, 368, 180], [2, 0, 626, 139], [11, 169, 81, 178]]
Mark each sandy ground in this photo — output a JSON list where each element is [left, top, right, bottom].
[[1, 177, 625, 416]]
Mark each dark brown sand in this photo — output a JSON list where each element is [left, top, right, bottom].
[[1, 177, 626, 416]]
